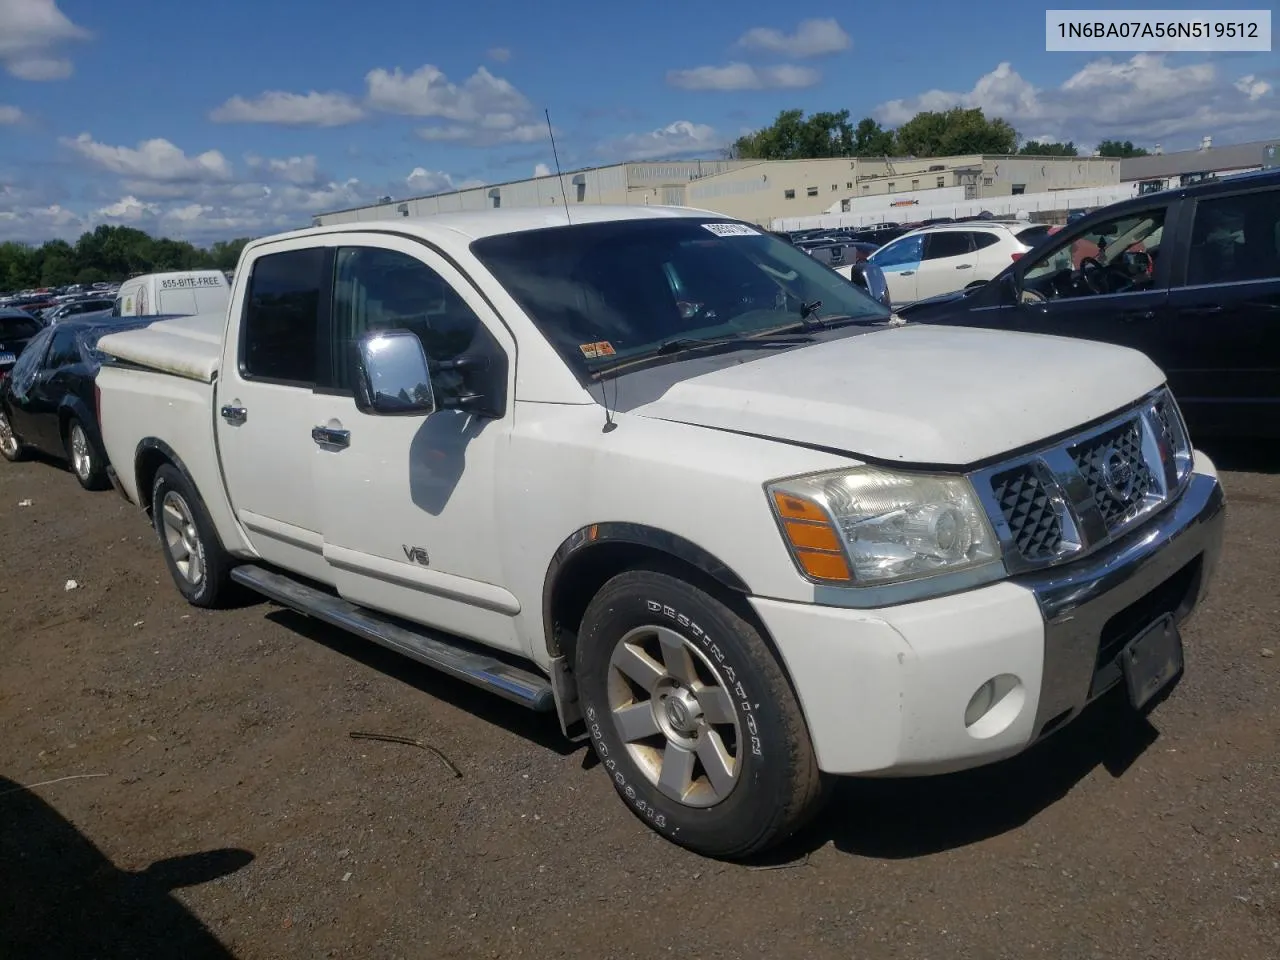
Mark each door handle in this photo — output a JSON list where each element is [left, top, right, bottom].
[[220, 404, 247, 425], [1119, 310, 1156, 322], [900, 270, 915, 276], [1178, 304, 1223, 317], [312, 425, 350, 449], [955, 264, 974, 270]]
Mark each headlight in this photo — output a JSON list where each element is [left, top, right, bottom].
[[767, 466, 1001, 586]]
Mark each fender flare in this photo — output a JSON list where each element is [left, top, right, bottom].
[[133, 437, 200, 512], [541, 522, 751, 656]]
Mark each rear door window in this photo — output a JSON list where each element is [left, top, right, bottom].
[[1183, 188, 1280, 286], [923, 232, 973, 260], [240, 248, 325, 385]]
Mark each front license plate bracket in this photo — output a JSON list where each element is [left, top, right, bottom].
[[1122, 614, 1184, 711]]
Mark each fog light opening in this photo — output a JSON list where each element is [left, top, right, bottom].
[[964, 673, 1025, 740]]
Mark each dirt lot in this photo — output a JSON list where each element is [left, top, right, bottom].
[[1, 444, 1277, 960]]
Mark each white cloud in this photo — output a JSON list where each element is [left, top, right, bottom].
[[405, 167, 456, 193], [666, 63, 820, 91], [735, 18, 850, 58], [0, 0, 89, 81], [0, 105, 24, 124], [210, 90, 365, 127], [96, 195, 160, 222], [533, 162, 551, 177], [875, 54, 1280, 148], [246, 154, 322, 185], [1235, 74, 1272, 102], [367, 62, 546, 146], [366, 63, 528, 119], [62, 133, 234, 182], [487, 47, 511, 62], [597, 120, 722, 161]]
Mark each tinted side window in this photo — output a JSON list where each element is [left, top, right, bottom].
[[8, 326, 52, 395], [0, 316, 41, 339], [972, 232, 1001, 250], [47, 327, 82, 368], [329, 247, 496, 400], [871, 234, 924, 267], [923, 232, 972, 260], [1185, 188, 1280, 286], [241, 248, 324, 384]]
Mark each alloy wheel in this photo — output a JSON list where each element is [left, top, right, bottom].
[[606, 624, 742, 808], [160, 491, 204, 585]]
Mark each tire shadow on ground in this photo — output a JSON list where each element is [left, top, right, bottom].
[[0, 775, 252, 959]]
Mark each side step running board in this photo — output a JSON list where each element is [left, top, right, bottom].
[[231, 565, 555, 713]]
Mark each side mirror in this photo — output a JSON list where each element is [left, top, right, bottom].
[[847, 262, 892, 310], [354, 330, 436, 416]]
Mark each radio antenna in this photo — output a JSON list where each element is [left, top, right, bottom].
[[545, 108, 572, 225]]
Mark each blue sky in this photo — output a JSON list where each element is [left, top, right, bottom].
[[1, 0, 1276, 244]]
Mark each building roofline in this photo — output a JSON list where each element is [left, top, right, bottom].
[[317, 156, 746, 218]]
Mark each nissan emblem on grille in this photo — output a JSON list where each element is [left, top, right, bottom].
[[1102, 447, 1137, 502]]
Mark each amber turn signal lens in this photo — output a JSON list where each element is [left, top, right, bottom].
[[772, 491, 828, 522], [795, 549, 852, 581], [783, 520, 842, 552], [770, 488, 854, 583]]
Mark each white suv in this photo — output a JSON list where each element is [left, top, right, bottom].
[[857, 222, 1045, 305]]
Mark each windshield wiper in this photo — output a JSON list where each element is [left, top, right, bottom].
[[772, 313, 894, 334], [594, 332, 815, 376], [654, 333, 813, 356]]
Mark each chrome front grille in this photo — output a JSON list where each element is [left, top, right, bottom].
[[1069, 419, 1154, 529], [990, 465, 1064, 561], [971, 389, 1194, 574]]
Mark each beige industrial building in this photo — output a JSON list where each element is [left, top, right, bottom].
[[314, 154, 1119, 227]]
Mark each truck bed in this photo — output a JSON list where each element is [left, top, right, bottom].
[[95, 312, 225, 383]]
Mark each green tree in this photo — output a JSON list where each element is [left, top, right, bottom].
[[39, 239, 76, 287], [894, 107, 1019, 157], [852, 118, 896, 157], [74, 266, 107, 285], [1019, 140, 1078, 157], [1096, 139, 1149, 158], [731, 108, 855, 160]]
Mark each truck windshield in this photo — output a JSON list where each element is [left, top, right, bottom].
[[471, 219, 890, 380]]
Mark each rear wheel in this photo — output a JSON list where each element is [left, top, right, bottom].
[[66, 418, 108, 490], [0, 410, 24, 462], [152, 464, 234, 608], [575, 569, 828, 859]]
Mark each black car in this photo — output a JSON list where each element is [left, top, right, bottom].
[[0, 308, 44, 381], [901, 169, 1280, 438], [0, 317, 155, 488]]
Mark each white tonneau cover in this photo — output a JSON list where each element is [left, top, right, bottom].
[[96, 312, 225, 383]]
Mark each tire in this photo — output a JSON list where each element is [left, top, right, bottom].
[[151, 463, 234, 608], [66, 418, 108, 490], [0, 409, 25, 462], [575, 569, 827, 859]]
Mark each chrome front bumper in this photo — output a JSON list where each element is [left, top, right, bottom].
[[1020, 469, 1226, 738]]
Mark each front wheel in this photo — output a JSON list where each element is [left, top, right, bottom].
[[66, 418, 108, 490], [575, 569, 828, 859], [151, 464, 234, 608]]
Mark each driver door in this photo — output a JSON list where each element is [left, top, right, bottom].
[[1009, 201, 1185, 389]]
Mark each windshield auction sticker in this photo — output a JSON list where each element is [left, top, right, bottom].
[[702, 222, 759, 237], [1046, 10, 1271, 51]]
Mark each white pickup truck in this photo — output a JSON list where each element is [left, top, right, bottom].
[[94, 206, 1226, 859]]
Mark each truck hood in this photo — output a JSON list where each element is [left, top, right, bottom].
[[626, 324, 1165, 466]]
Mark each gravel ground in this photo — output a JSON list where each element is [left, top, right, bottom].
[[1, 443, 1277, 960]]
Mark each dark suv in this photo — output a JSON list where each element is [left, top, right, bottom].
[[901, 169, 1280, 438]]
